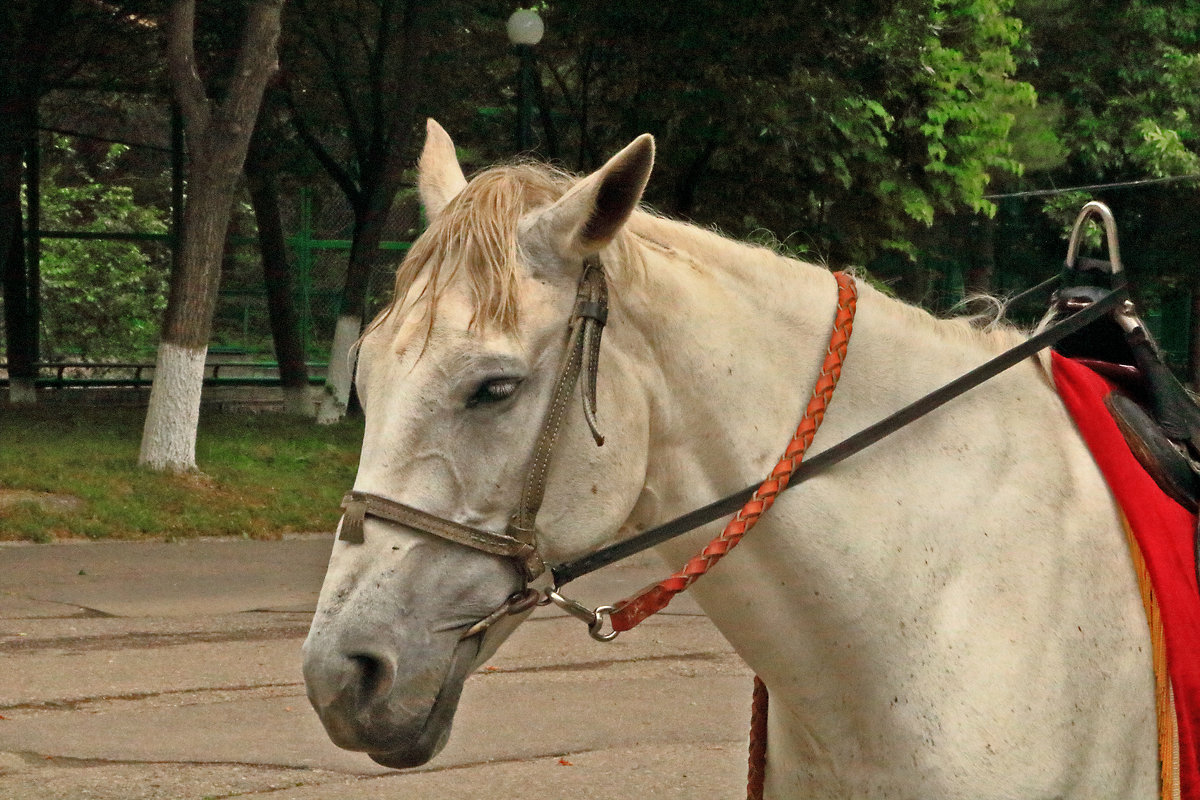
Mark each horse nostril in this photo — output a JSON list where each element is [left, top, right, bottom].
[[350, 652, 396, 701]]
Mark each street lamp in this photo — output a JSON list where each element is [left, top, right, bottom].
[[506, 8, 544, 152]]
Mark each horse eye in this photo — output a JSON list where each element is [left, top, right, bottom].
[[466, 377, 522, 408]]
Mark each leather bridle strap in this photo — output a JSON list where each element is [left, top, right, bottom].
[[339, 491, 538, 561], [506, 256, 608, 561], [337, 255, 609, 583]]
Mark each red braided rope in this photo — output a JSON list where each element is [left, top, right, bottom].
[[747, 675, 770, 800], [608, 271, 858, 632]]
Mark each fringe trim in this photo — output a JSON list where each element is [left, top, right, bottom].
[[1122, 510, 1181, 800]]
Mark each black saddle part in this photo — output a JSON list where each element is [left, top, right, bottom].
[[1050, 286, 1200, 513], [1053, 287, 1137, 365], [1105, 392, 1200, 513]]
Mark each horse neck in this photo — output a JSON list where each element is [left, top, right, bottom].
[[610, 219, 1153, 791], [613, 215, 1034, 528]]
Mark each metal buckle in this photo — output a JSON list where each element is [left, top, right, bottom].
[[545, 588, 618, 642]]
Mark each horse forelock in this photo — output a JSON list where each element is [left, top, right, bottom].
[[371, 165, 563, 336], [371, 164, 649, 343]]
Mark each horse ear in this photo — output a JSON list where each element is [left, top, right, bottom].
[[530, 134, 655, 262], [418, 119, 468, 222]]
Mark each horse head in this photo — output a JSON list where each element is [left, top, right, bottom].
[[302, 120, 656, 767]]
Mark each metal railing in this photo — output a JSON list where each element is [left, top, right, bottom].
[[0, 361, 328, 388]]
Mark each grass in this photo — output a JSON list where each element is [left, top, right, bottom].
[[0, 405, 363, 543]]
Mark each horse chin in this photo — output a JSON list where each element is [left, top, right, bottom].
[[366, 634, 480, 769]]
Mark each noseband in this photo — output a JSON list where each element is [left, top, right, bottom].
[[338, 255, 609, 585]]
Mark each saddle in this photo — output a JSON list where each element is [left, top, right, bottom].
[[1049, 203, 1200, 514]]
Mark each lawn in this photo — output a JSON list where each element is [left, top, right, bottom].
[[0, 405, 363, 542]]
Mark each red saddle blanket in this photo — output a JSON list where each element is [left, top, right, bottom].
[[1053, 352, 1200, 797]]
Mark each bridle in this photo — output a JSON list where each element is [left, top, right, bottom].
[[337, 230, 1131, 644], [337, 255, 611, 635]]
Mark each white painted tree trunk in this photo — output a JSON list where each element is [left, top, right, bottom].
[[316, 313, 361, 424], [282, 384, 316, 417], [7, 376, 35, 405], [138, 342, 207, 472]]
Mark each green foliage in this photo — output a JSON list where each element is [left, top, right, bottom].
[[1039, 190, 1104, 247], [1023, 0, 1200, 180], [35, 136, 169, 360], [1011, 0, 1200, 365], [1005, 99, 1068, 174], [902, 0, 1032, 218], [528, 0, 1033, 267]]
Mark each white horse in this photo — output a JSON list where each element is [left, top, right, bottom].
[[302, 119, 1156, 798]]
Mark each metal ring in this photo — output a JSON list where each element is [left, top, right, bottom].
[[588, 605, 619, 642], [459, 588, 541, 640], [506, 587, 542, 616], [546, 591, 620, 642]]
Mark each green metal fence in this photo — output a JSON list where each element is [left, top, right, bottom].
[[5, 186, 413, 388]]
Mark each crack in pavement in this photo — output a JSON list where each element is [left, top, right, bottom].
[[0, 623, 311, 654], [0, 682, 305, 713], [0, 651, 736, 714], [205, 739, 747, 797], [0, 751, 320, 773], [2, 594, 118, 619], [0, 610, 706, 655]]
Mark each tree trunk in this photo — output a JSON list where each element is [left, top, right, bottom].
[[139, 0, 283, 472], [966, 213, 996, 296], [671, 140, 718, 218], [315, 210, 382, 424], [0, 114, 36, 404], [286, 0, 433, 424], [245, 135, 311, 416], [141, 163, 238, 470]]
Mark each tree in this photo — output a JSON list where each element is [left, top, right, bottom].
[[245, 103, 312, 416], [138, 0, 283, 471], [1016, 0, 1200, 386], [280, 0, 476, 423], [531, 0, 1032, 268], [37, 136, 169, 359], [0, 3, 60, 403]]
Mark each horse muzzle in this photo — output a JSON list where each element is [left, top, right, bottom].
[[302, 625, 481, 767]]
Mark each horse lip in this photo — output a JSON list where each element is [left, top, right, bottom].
[[367, 633, 481, 768]]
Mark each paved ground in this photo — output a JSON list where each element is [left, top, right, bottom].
[[0, 536, 752, 799]]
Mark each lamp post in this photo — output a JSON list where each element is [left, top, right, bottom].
[[506, 8, 543, 152]]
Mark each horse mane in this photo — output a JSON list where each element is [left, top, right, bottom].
[[625, 212, 1031, 356], [874, 285, 1030, 353]]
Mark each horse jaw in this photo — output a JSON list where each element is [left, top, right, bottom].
[[302, 521, 521, 767]]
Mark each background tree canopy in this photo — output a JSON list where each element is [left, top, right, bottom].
[[2, 0, 1198, 387], [36, 136, 169, 359], [463, 0, 1034, 268]]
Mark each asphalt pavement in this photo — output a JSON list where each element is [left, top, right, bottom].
[[0, 535, 752, 799]]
